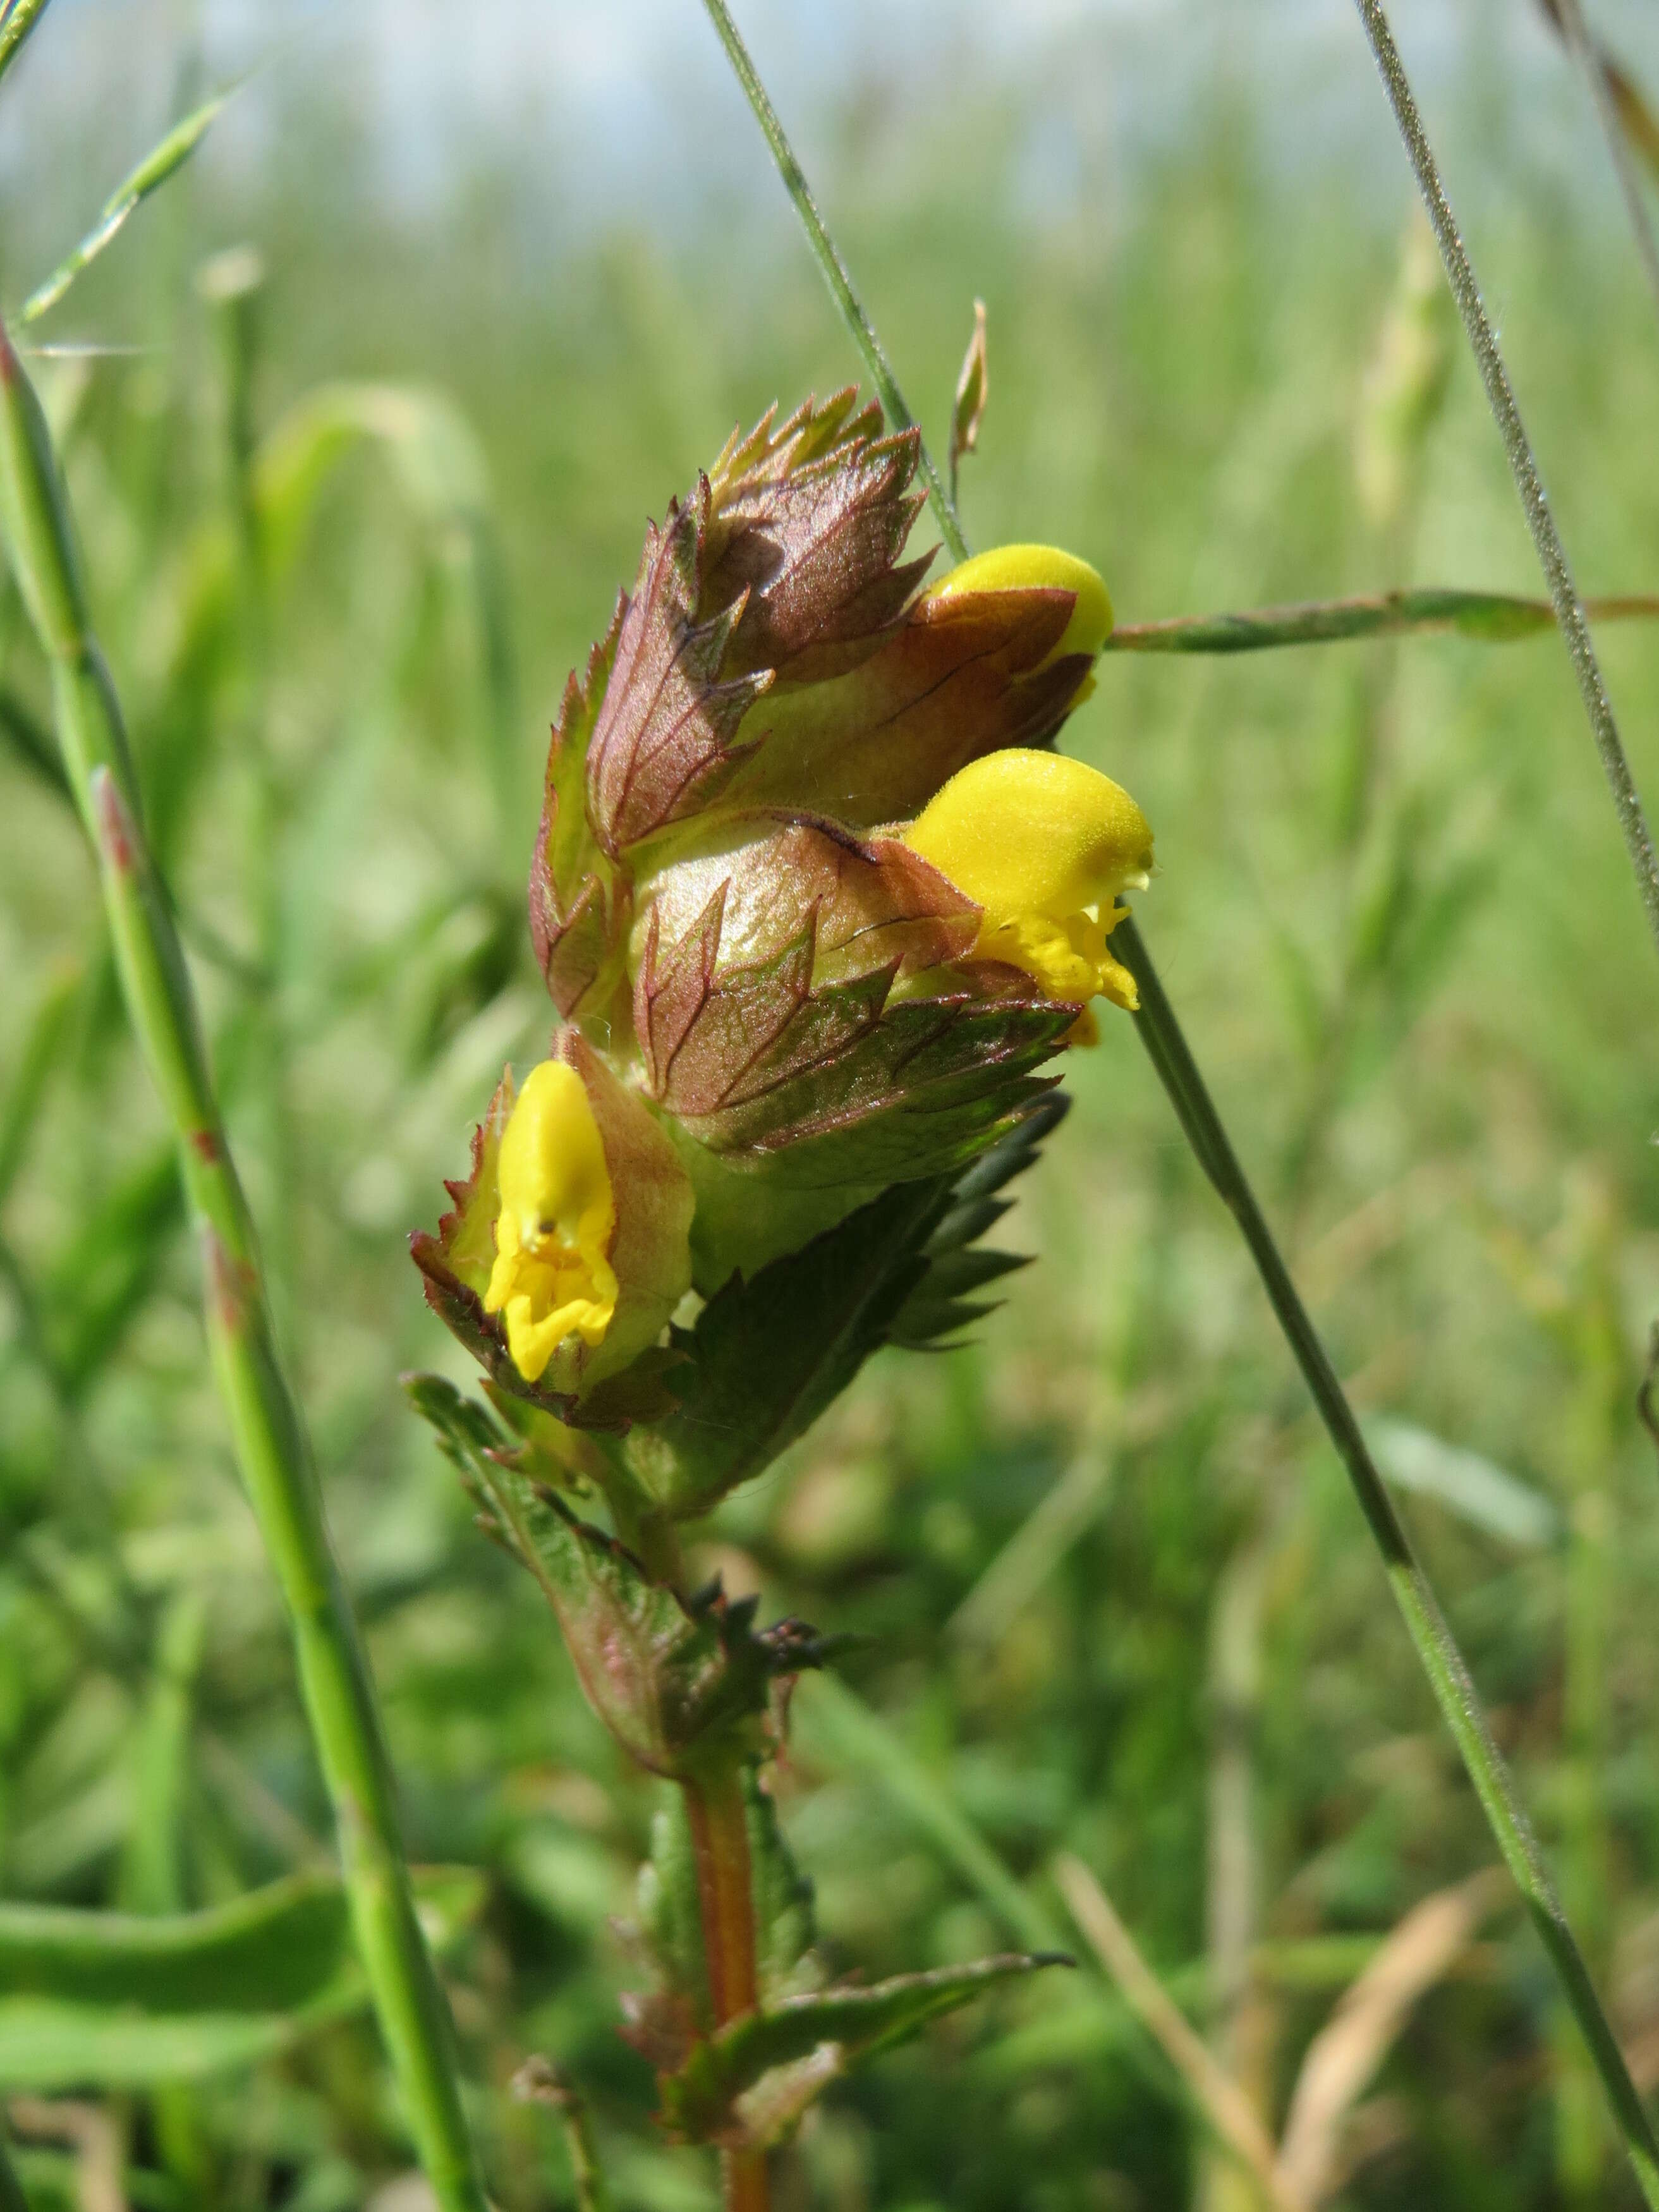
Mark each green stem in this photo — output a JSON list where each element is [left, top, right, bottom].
[[0, 324, 490, 2212], [513, 2059, 615, 2212], [1349, 0, 1659, 960], [0, 0, 50, 87], [1115, 913, 1659, 2206], [1103, 588, 1659, 653], [555, 2091, 614, 2212], [698, 0, 966, 565], [698, 6, 1659, 2196]]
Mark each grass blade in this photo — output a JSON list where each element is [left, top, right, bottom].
[[1273, 1869, 1508, 2206], [698, 5, 1659, 2196], [1350, 0, 1659, 961], [1105, 586, 1659, 652], [1054, 1854, 1301, 2212], [0, 320, 491, 2212], [20, 87, 237, 325], [0, 1868, 485, 2091]]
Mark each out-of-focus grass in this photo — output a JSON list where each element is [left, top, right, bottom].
[[3, 52, 1659, 2212]]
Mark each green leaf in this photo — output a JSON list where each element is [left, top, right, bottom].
[[745, 1770, 816, 2005], [679, 990, 1070, 1174], [628, 1093, 1068, 1511], [0, 1866, 485, 2090], [20, 87, 240, 324], [626, 1766, 821, 2065], [629, 1179, 947, 1515], [659, 1952, 1068, 2148], [887, 1093, 1064, 1351], [634, 1792, 714, 2038]]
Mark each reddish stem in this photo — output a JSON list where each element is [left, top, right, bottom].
[[683, 1759, 768, 2212], [720, 2148, 769, 2212]]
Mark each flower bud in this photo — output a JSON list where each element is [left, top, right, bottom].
[[901, 749, 1153, 1024], [923, 544, 1114, 662], [527, 399, 1123, 1024]]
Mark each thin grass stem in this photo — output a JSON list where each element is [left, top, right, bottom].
[[1054, 1853, 1303, 2212], [1115, 914, 1659, 2204], [0, 320, 491, 2212], [1350, 0, 1659, 959], [513, 2062, 616, 2212], [20, 85, 238, 326], [0, 0, 51, 87], [1105, 587, 1659, 653], [698, 0, 966, 563], [698, 5, 1659, 2195]]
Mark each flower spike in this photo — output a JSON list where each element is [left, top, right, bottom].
[[422, 389, 1151, 1438]]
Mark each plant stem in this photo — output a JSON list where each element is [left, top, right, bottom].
[[1115, 912, 1659, 2206], [0, 0, 51, 87], [513, 2059, 616, 2212], [698, 0, 965, 566], [1349, 0, 1659, 960], [1103, 588, 1659, 653], [683, 1760, 768, 2212], [0, 321, 490, 2212], [698, 5, 1659, 2195]]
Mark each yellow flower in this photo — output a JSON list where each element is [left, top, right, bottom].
[[901, 748, 1153, 1035], [924, 543, 1114, 698], [485, 1060, 619, 1381]]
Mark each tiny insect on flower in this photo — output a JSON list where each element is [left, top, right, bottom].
[[485, 1060, 618, 1380], [901, 747, 1153, 1031]]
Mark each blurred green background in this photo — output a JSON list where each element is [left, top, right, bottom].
[[5, 2, 1659, 2206]]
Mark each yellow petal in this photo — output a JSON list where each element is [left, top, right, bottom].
[[924, 544, 1114, 662], [903, 750, 1153, 925], [483, 1059, 619, 1380]]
